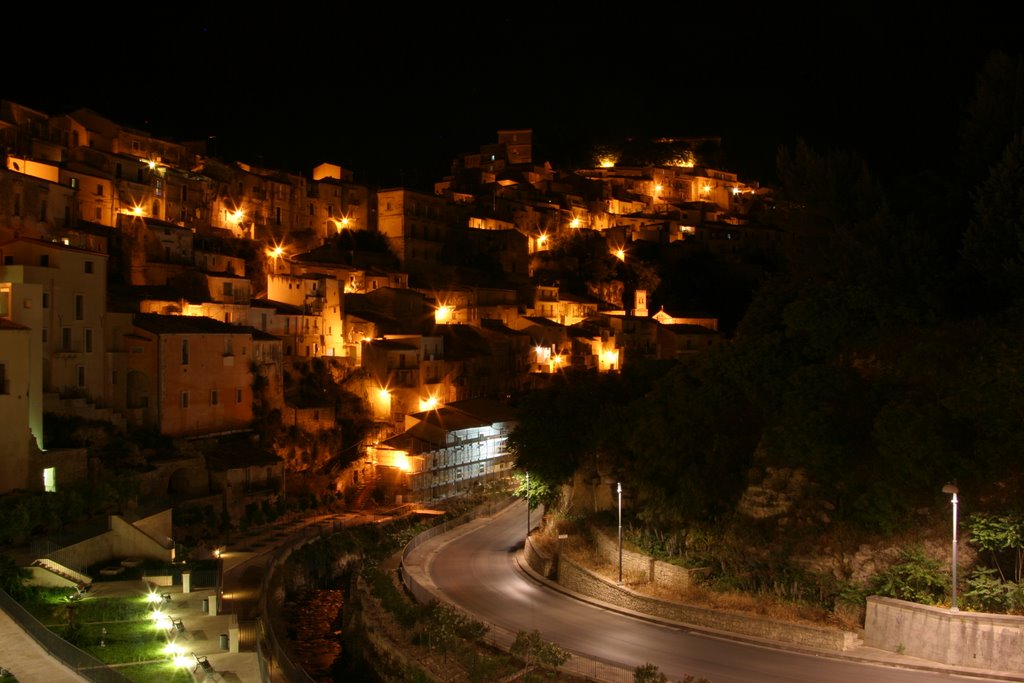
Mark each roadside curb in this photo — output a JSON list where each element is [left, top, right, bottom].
[[513, 546, 1024, 682]]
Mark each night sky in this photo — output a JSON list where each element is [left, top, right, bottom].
[[6, 17, 1022, 190]]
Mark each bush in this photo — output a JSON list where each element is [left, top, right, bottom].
[[871, 546, 949, 605]]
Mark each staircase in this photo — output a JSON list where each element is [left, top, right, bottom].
[[350, 473, 378, 512], [32, 558, 92, 588]]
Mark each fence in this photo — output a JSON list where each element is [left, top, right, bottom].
[[256, 517, 355, 683], [0, 588, 134, 683]]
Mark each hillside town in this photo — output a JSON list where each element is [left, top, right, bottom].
[[0, 100, 777, 521]]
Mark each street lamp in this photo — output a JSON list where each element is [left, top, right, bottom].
[[617, 482, 623, 585], [942, 483, 959, 612], [526, 471, 531, 546]]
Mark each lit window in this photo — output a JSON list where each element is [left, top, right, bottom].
[[43, 467, 56, 493]]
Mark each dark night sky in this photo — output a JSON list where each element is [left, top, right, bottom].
[[6, 16, 1022, 190]]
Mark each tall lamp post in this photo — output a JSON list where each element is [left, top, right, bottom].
[[942, 483, 959, 612], [617, 482, 623, 585], [526, 471, 530, 546]]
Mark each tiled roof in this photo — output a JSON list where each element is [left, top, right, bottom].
[[132, 312, 249, 335]]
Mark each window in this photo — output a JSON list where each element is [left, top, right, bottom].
[[77, 365, 85, 387], [224, 337, 233, 356], [39, 255, 49, 267], [95, 207, 101, 220], [223, 282, 233, 297], [0, 362, 7, 394], [43, 467, 56, 493], [13, 194, 20, 216], [75, 295, 84, 320], [210, 389, 219, 406], [42, 292, 49, 308], [236, 388, 243, 403], [181, 339, 190, 365], [111, 370, 117, 385], [97, 183, 104, 196], [84, 328, 93, 353], [61, 327, 71, 351], [38, 202, 47, 222], [181, 391, 189, 408]]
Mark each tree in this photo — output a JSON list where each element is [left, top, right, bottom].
[[958, 51, 1024, 187], [512, 470, 551, 510], [967, 512, 1024, 583], [962, 132, 1024, 306], [0, 553, 30, 600], [634, 663, 669, 683], [507, 370, 626, 490], [510, 629, 570, 669]]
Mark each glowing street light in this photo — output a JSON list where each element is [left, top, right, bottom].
[[570, 216, 582, 229], [435, 304, 453, 324], [943, 483, 960, 611], [267, 245, 285, 274], [614, 248, 625, 261]]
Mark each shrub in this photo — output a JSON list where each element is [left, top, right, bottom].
[[871, 546, 948, 605]]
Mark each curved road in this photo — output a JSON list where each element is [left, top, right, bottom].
[[420, 500, 1002, 683]]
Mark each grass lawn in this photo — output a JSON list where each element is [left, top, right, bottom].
[[18, 589, 194, 682], [111, 661, 193, 683]]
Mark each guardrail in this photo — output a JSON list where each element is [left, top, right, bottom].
[[256, 515, 357, 683]]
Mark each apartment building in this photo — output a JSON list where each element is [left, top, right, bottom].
[[0, 237, 107, 402], [116, 313, 254, 437]]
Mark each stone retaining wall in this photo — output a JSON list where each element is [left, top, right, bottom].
[[591, 527, 703, 590], [555, 552, 857, 651], [865, 596, 1024, 672]]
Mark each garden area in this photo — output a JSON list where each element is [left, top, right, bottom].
[[16, 587, 195, 683]]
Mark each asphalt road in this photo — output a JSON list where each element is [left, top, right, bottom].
[[423, 500, 1001, 683]]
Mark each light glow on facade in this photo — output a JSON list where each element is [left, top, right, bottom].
[[435, 305, 453, 324]]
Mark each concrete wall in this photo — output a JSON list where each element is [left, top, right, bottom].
[[555, 553, 857, 651], [131, 509, 173, 545], [524, 536, 555, 578], [865, 597, 1024, 672], [47, 514, 173, 572]]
